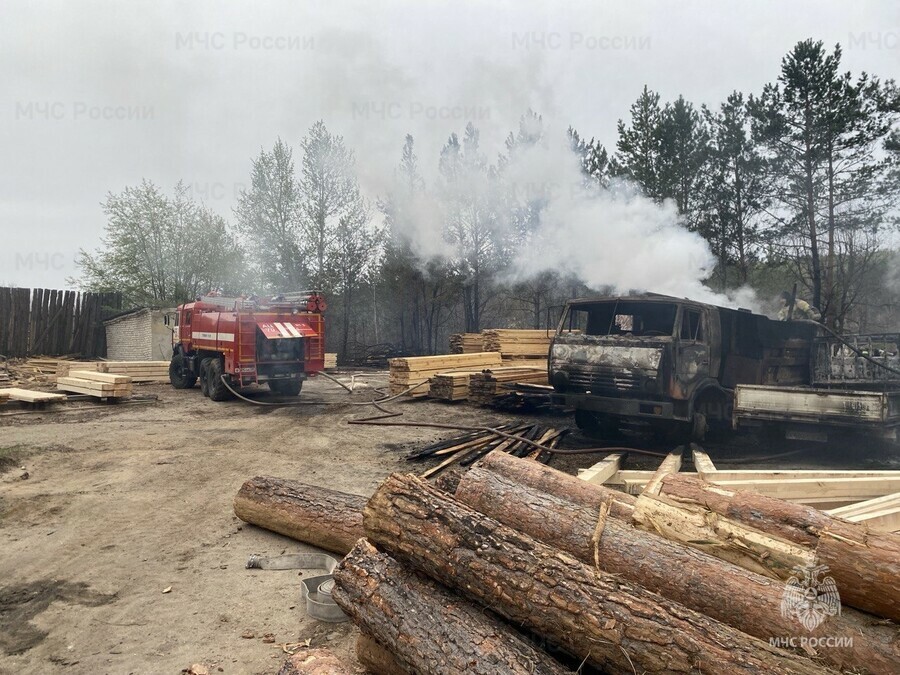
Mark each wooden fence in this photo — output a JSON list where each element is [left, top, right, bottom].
[[0, 287, 123, 358]]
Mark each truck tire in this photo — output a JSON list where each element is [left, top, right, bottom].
[[207, 359, 234, 402], [575, 409, 618, 438], [169, 354, 197, 389], [199, 358, 212, 397], [269, 379, 302, 396]]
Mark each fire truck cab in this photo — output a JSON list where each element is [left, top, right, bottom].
[[168, 292, 326, 401]]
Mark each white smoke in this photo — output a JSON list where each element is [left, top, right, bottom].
[[501, 127, 759, 309]]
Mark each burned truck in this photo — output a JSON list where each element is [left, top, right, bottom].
[[549, 294, 815, 439]]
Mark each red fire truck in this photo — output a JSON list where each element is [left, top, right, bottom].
[[168, 292, 326, 400]]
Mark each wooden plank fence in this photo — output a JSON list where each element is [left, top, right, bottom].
[[0, 287, 123, 358]]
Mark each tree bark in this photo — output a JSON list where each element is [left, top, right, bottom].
[[233, 476, 365, 555], [332, 539, 569, 675], [455, 466, 898, 674], [477, 450, 636, 516], [658, 474, 900, 622], [277, 649, 354, 675], [364, 473, 831, 674], [356, 633, 410, 675]]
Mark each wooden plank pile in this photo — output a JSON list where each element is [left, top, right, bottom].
[[57, 360, 169, 382], [389, 352, 502, 397], [448, 333, 483, 354], [0, 388, 67, 404], [324, 353, 338, 369], [234, 450, 900, 674], [468, 366, 549, 405], [405, 423, 565, 477], [482, 328, 554, 359], [828, 492, 900, 533], [584, 445, 900, 515], [57, 370, 133, 399], [428, 370, 479, 401]]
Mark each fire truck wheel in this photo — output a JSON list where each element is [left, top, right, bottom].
[[199, 358, 212, 397], [169, 354, 197, 389], [207, 359, 234, 402], [269, 379, 302, 396]]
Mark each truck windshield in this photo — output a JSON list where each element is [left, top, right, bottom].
[[562, 301, 678, 337]]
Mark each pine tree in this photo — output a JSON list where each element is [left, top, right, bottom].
[[614, 86, 664, 198]]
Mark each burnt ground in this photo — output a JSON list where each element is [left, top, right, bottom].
[[0, 371, 898, 675]]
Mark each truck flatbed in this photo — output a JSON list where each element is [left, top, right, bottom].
[[734, 384, 900, 442]]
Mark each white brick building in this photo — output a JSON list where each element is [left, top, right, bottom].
[[104, 308, 174, 361]]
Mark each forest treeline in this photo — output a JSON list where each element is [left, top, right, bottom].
[[75, 40, 900, 357]]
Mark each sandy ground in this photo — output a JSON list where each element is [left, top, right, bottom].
[[0, 372, 552, 675], [1, 371, 898, 675]]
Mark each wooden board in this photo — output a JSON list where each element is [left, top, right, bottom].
[[0, 387, 67, 402], [576, 453, 622, 485], [56, 377, 132, 397], [828, 492, 900, 533], [68, 370, 132, 385]]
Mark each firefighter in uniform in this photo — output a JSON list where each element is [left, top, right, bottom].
[[778, 291, 821, 321]]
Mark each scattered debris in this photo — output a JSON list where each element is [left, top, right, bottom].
[[405, 423, 565, 477]]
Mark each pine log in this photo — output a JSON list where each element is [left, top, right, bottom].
[[477, 450, 636, 516], [364, 473, 831, 675], [277, 649, 353, 675], [455, 465, 899, 674], [332, 539, 569, 675], [659, 473, 900, 622], [233, 476, 365, 555], [355, 633, 410, 675], [632, 490, 818, 580]]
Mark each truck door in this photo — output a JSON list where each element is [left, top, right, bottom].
[[674, 307, 711, 398]]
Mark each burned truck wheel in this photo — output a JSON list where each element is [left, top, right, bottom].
[[207, 359, 234, 402], [269, 379, 302, 396], [575, 409, 619, 438], [169, 354, 197, 389]]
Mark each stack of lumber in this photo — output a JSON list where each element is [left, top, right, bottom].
[[405, 423, 565, 477], [428, 370, 479, 401], [448, 333, 483, 354], [468, 366, 549, 404], [23, 357, 73, 377], [0, 390, 9, 405], [388, 352, 502, 397], [57, 360, 169, 382], [0, 387, 67, 403], [482, 329, 554, 359], [234, 454, 900, 675], [324, 353, 338, 369], [57, 370, 133, 398]]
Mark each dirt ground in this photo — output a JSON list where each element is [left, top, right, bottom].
[[1, 371, 898, 675]]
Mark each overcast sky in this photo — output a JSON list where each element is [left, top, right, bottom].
[[2, 0, 897, 290]]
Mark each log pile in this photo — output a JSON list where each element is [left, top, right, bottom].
[[468, 367, 549, 404], [56, 370, 133, 398], [448, 333, 483, 354], [238, 454, 900, 674], [389, 352, 502, 397]]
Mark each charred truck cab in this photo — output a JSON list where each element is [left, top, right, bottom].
[[549, 294, 815, 439]]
